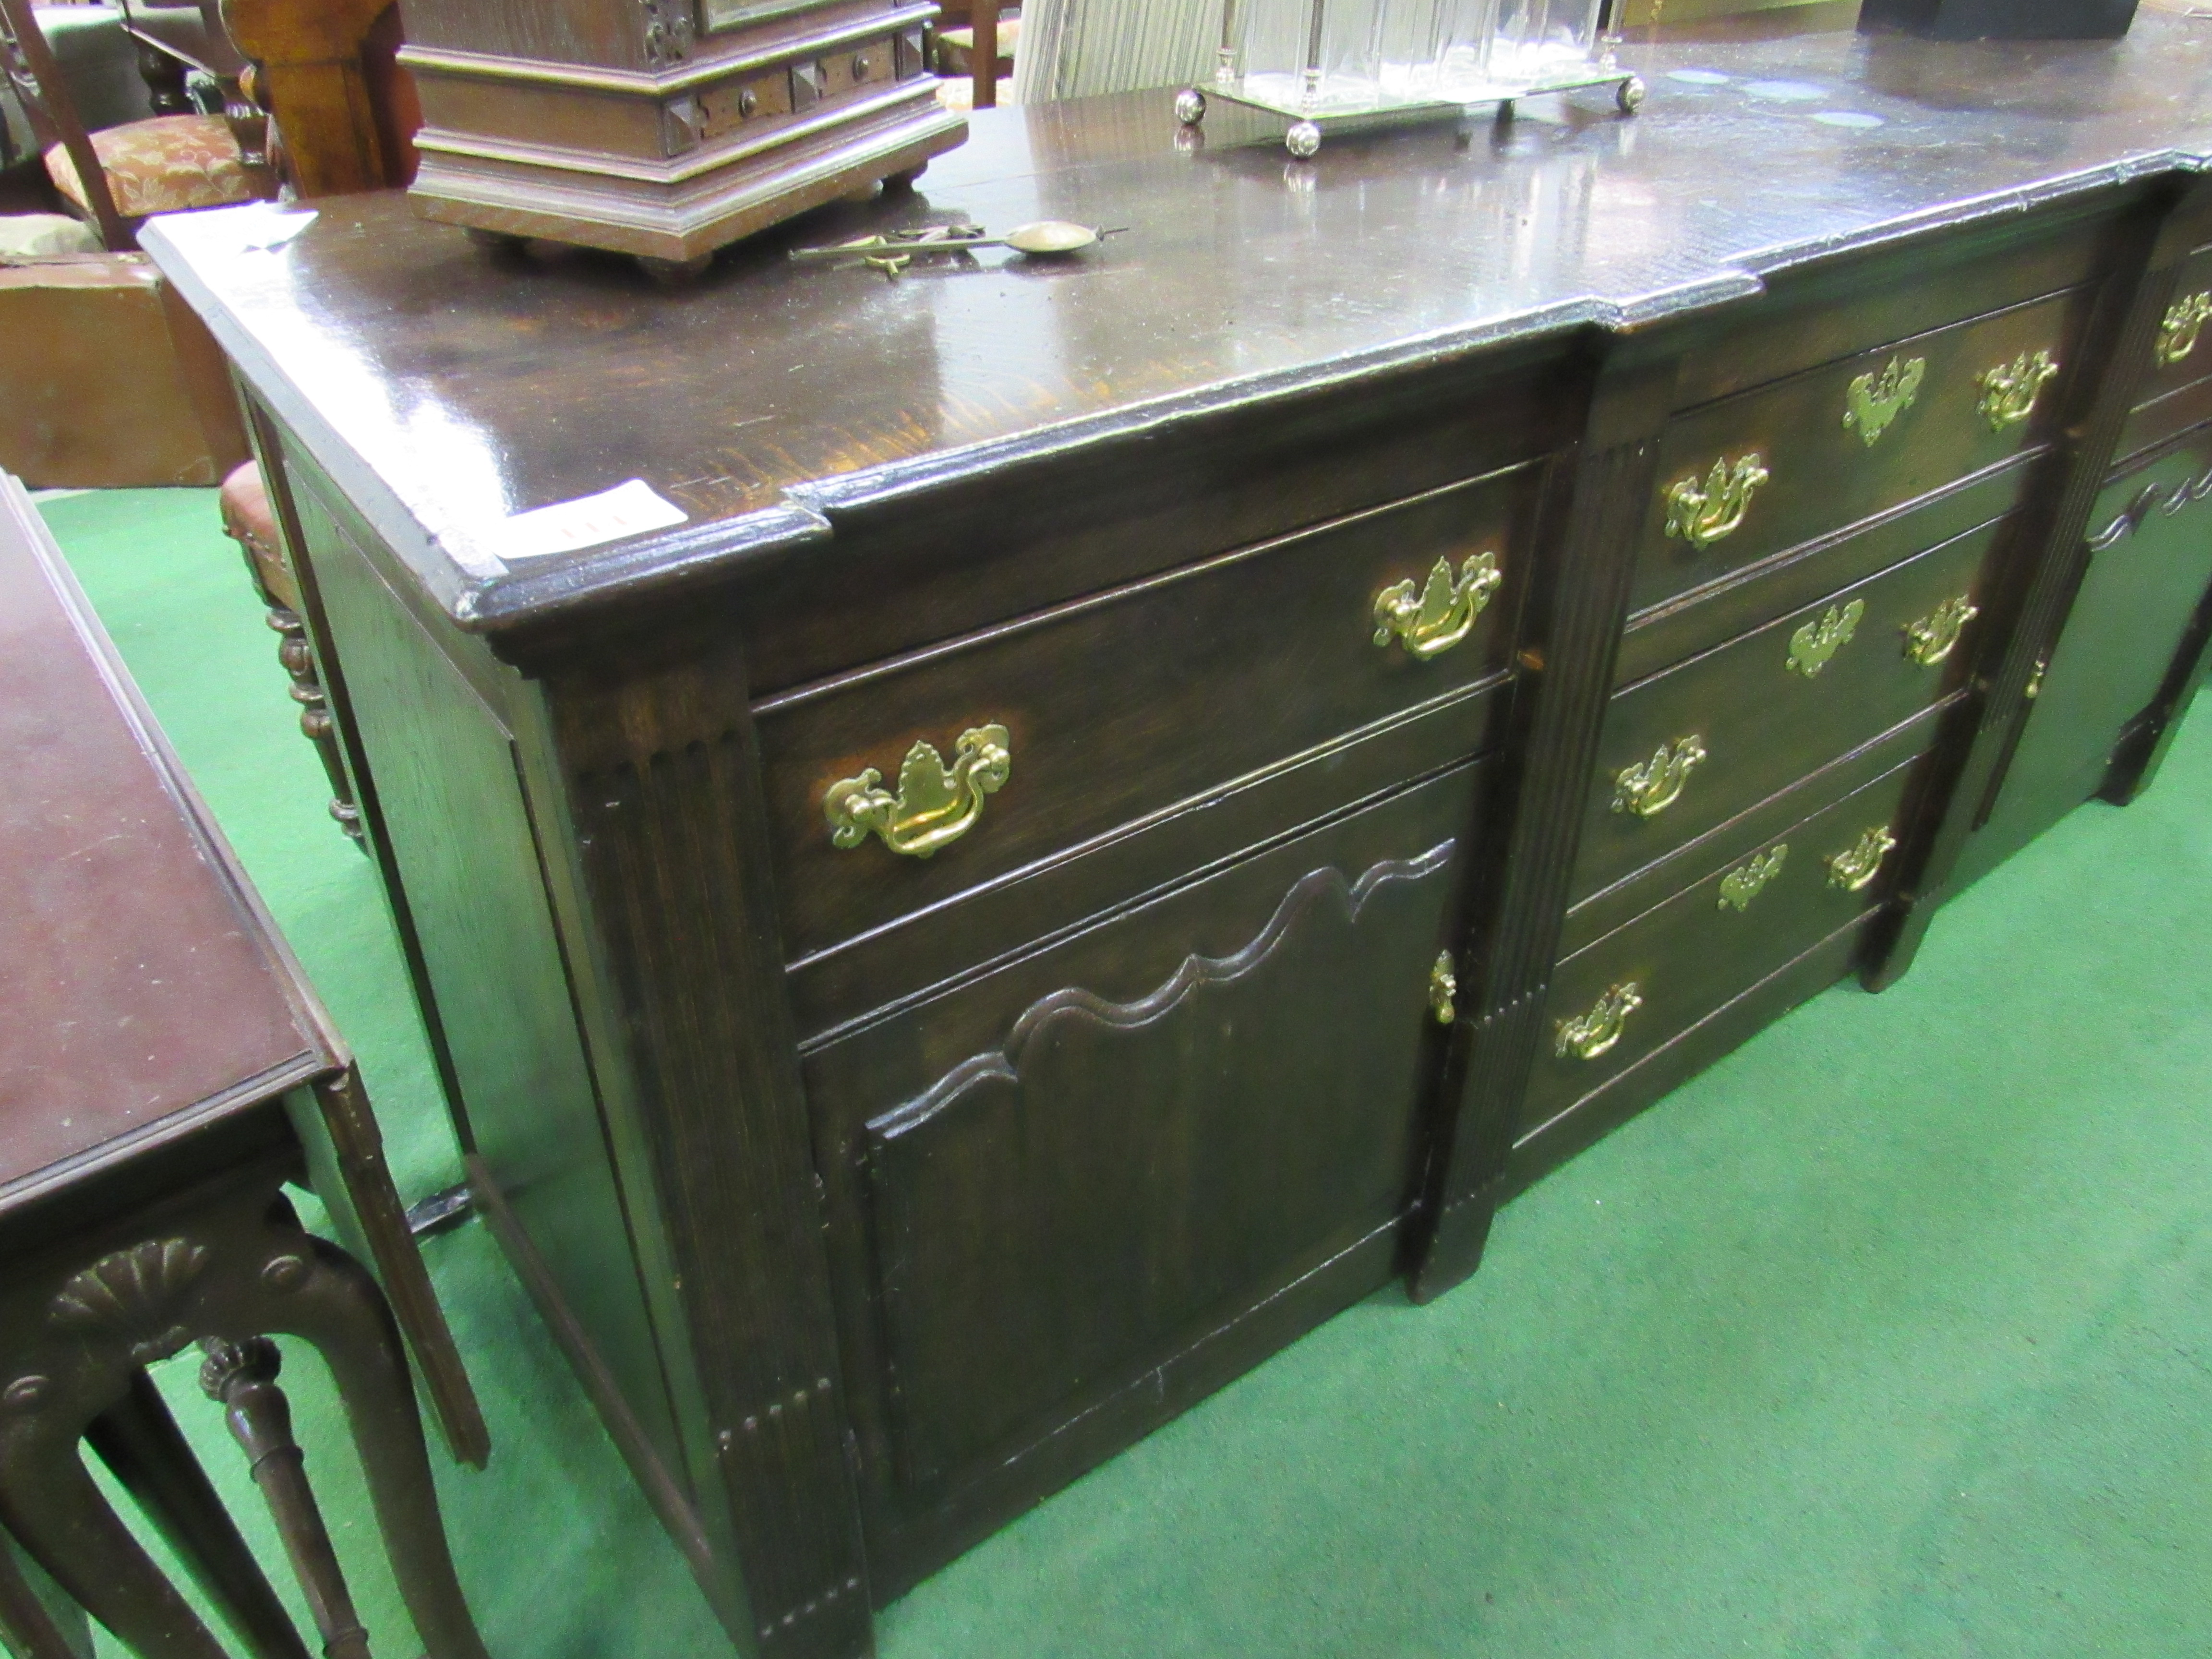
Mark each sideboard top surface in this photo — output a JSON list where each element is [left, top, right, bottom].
[[146, 16, 2212, 632]]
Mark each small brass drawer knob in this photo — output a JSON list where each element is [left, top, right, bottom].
[[1825, 825, 1898, 893], [1718, 844, 1788, 913], [1976, 349, 2059, 433], [1664, 454, 1769, 550], [1556, 982, 1643, 1061], [1429, 951, 1458, 1025], [2158, 292, 2212, 366], [1842, 356, 1924, 447], [1786, 599, 1864, 679], [1612, 735, 1707, 820], [824, 724, 1011, 858], [1372, 551, 1502, 660], [1902, 594, 1980, 667]]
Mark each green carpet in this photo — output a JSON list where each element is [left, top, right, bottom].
[[38, 485, 2212, 1659]]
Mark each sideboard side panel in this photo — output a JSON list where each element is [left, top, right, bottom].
[[277, 461, 696, 1492]]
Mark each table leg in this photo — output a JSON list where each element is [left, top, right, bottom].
[[245, 1226, 489, 1659], [0, 1410, 231, 1659], [84, 1369, 310, 1659], [199, 1338, 371, 1659], [0, 1524, 92, 1659]]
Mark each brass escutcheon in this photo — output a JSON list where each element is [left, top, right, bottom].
[[1976, 349, 2059, 433], [824, 724, 1011, 858], [1556, 983, 1644, 1061], [2158, 292, 2212, 366], [1842, 356, 1925, 447], [1825, 824, 1898, 893], [1429, 951, 1458, 1025], [1372, 551, 1503, 660], [1787, 599, 1865, 679], [1612, 735, 1708, 820], [1718, 844, 1788, 913], [1664, 454, 1770, 550], [1902, 594, 1980, 667]]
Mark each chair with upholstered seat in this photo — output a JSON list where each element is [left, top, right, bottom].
[[0, 0, 269, 250]]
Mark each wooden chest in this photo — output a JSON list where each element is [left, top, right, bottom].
[[398, 0, 967, 267], [147, 19, 2212, 1658]]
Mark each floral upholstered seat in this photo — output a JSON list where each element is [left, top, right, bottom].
[[44, 113, 261, 220]]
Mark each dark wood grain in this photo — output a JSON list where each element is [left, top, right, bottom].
[[1559, 701, 1947, 959], [1526, 755, 1923, 1139], [140, 29, 2212, 1658], [140, 15, 2212, 641], [1403, 349, 1663, 1301], [1872, 177, 2194, 978], [804, 760, 1481, 1584], [1960, 423, 2212, 880], [758, 464, 1536, 963], [1632, 287, 2087, 616], [1617, 458, 2027, 686], [1575, 517, 1998, 902], [1504, 913, 1876, 1199]]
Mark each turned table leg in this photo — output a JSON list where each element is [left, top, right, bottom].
[[200, 1338, 371, 1659], [84, 1369, 311, 1659], [0, 1166, 489, 1659]]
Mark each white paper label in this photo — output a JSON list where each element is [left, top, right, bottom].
[[479, 479, 690, 563]]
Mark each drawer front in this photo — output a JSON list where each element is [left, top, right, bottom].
[[804, 760, 1481, 1501], [759, 466, 1535, 965], [2116, 369, 2212, 471], [1634, 289, 2080, 615], [1523, 757, 1921, 1139], [1573, 517, 1994, 905], [1616, 462, 2024, 689], [2134, 242, 2212, 410]]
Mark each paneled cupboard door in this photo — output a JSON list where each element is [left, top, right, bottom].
[[801, 761, 1487, 1514], [1971, 430, 2212, 876]]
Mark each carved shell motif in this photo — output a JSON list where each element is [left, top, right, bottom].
[[49, 1238, 209, 1366]]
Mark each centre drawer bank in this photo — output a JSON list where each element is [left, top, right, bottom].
[[147, 20, 2212, 1659]]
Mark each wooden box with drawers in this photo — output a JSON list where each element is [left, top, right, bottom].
[[146, 17, 2212, 1659], [397, 0, 966, 270]]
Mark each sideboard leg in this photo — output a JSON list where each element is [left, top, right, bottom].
[[1403, 352, 1671, 1304], [84, 1368, 310, 1659]]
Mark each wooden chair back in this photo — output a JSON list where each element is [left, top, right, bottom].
[[216, 0, 404, 196], [0, 0, 132, 249]]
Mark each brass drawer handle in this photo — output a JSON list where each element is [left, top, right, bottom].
[[1825, 825, 1898, 893], [1843, 356, 1924, 447], [824, 723, 1011, 858], [1786, 599, 1864, 679], [1429, 951, 1457, 1025], [1556, 982, 1643, 1061], [1612, 735, 1707, 820], [1902, 594, 1980, 667], [1664, 454, 1769, 550], [1372, 551, 1502, 660], [2158, 292, 2212, 366], [1718, 844, 1788, 913], [1976, 349, 2059, 433]]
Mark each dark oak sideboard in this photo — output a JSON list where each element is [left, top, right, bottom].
[[148, 19, 2212, 1658]]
